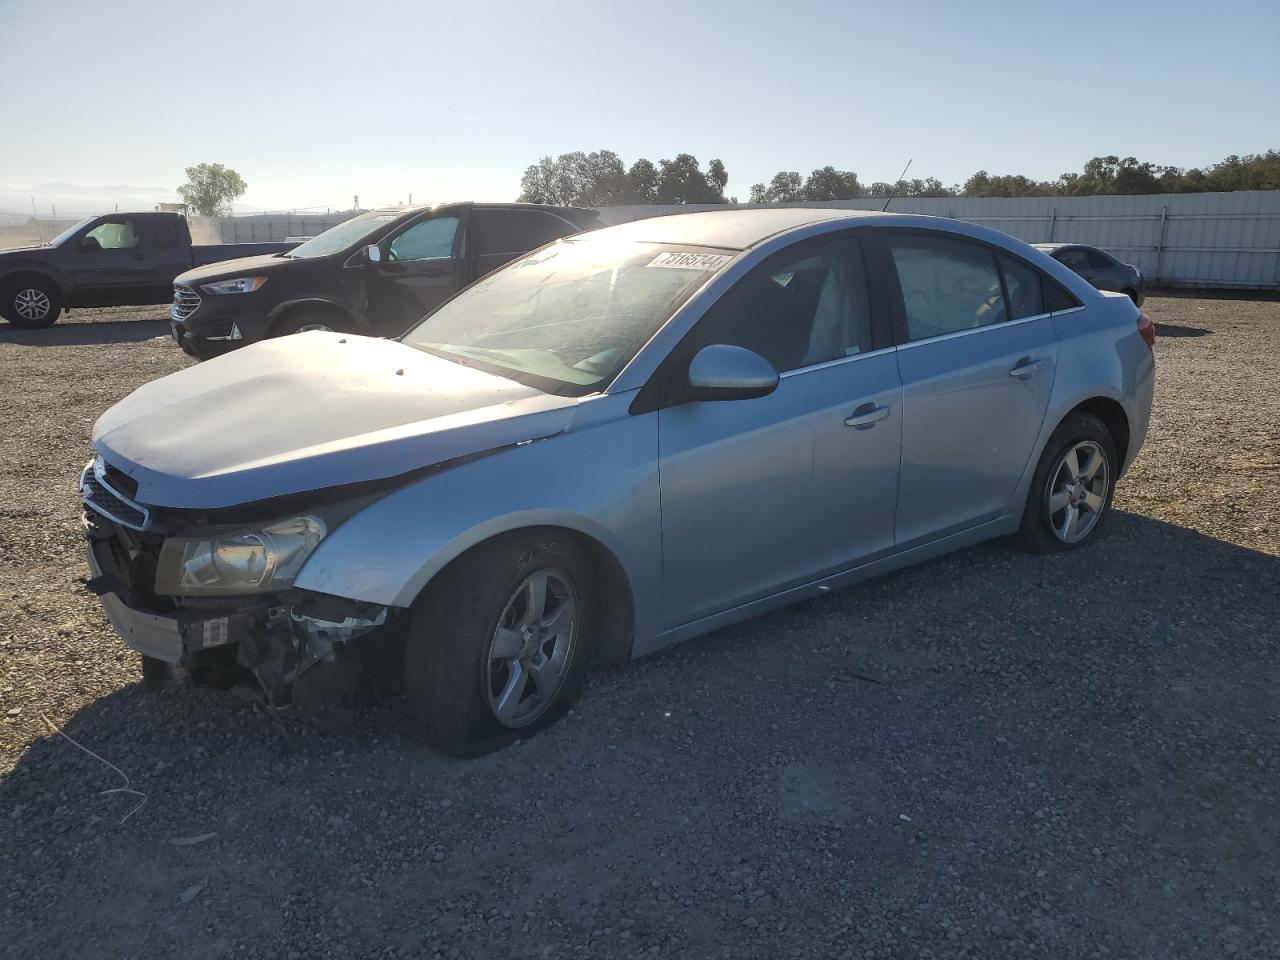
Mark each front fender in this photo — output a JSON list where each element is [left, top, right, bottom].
[[267, 297, 366, 330], [0, 260, 66, 298], [293, 393, 662, 647]]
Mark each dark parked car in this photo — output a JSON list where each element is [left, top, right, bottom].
[[1033, 243, 1144, 305], [169, 202, 599, 359], [0, 212, 297, 328]]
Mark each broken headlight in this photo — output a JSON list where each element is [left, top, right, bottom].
[[154, 515, 326, 596]]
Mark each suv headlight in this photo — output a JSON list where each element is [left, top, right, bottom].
[[154, 515, 326, 596], [201, 276, 267, 295]]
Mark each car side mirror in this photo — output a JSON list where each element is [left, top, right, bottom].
[[365, 244, 382, 264], [684, 344, 779, 401]]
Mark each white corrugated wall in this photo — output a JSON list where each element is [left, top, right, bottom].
[[592, 191, 1280, 289]]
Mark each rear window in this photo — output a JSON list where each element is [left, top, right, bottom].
[[1044, 276, 1081, 312]]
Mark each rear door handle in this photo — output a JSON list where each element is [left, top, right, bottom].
[[844, 403, 891, 429], [1009, 357, 1047, 379]]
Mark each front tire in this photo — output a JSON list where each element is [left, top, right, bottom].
[[404, 533, 596, 757], [1, 278, 61, 328], [271, 310, 350, 338], [1015, 412, 1117, 553]]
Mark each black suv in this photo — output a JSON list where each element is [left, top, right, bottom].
[[170, 202, 599, 358]]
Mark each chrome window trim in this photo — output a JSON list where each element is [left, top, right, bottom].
[[778, 345, 897, 379], [896, 311, 1052, 351]]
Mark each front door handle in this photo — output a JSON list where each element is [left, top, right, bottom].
[[844, 403, 891, 429], [1009, 357, 1047, 379]]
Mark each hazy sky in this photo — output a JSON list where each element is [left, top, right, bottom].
[[2, 0, 1277, 213]]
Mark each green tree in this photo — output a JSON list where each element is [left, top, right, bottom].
[[655, 154, 729, 204], [962, 170, 1058, 197], [177, 163, 247, 216], [626, 159, 660, 203], [572, 150, 631, 206], [518, 150, 727, 205], [801, 166, 864, 201], [749, 171, 802, 203], [518, 153, 584, 205]]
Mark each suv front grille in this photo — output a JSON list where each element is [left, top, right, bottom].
[[172, 284, 201, 321], [82, 464, 151, 531]]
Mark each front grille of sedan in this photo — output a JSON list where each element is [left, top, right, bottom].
[[82, 468, 151, 531], [171, 284, 201, 321]]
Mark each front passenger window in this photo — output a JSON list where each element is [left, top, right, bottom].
[[888, 235, 1006, 340], [389, 217, 459, 261], [694, 238, 872, 372], [81, 219, 140, 251]]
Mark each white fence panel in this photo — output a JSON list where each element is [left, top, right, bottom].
[[592, 192, 1280, 290]]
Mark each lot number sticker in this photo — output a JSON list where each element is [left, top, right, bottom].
[[648, 251, 732, 271]]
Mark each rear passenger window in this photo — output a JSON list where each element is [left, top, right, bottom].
[[998, 255, 1045, 319], [1056, 249, 1090, 271], [1087, 249, 1112, 269], [152, 218, 182, 248], [888, 235, 1006, 340], [473, 210, 576, 256]]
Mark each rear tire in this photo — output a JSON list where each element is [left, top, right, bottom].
[[1014, 412, 1117, 553], [1122, 288, 1140, 305], [404, 533, 596, 757], [1, 277, 61, 328]]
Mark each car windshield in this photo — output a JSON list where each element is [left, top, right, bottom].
[[50, 218, 94, 246], [285, 211, 400, 259], [402, 238, 735, 395]]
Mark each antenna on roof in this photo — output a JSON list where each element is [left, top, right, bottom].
[[881, 158, 913, 212]]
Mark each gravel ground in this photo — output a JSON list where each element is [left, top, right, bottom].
[[1, 296, 1277, 959]]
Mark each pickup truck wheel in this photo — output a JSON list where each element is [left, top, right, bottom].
[[1, 278, 61, 328], [404, 533, 597, 757]]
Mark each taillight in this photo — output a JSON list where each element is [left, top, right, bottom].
[[1137, 312, 1155, 349]]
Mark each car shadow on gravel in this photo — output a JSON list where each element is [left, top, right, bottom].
[[0, 319, 170, 346], [1154, 322, 1211, 338], [2, 511, 1278, 958]]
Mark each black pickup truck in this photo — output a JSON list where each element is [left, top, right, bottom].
[[169, 202, 599, 359], [0, 212, 297, 328]]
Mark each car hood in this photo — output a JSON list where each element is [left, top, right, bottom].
[[92, 332, 580, 510], [176, 252, 293, 285]]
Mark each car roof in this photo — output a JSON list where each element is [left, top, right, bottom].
[[589, 207, 886, 251], [369, 201, 595, 218], [1033, 242, 1094, 253]]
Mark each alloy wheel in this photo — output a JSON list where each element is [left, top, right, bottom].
[[1046, 440, 1110, 543], [15, 288, 51, 321], [484, 569, 578, 728]]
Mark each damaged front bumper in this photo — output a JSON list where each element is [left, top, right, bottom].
[[84, 513, 393, 703]]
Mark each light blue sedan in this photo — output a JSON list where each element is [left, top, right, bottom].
[[81, 209, 1156, 755]]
